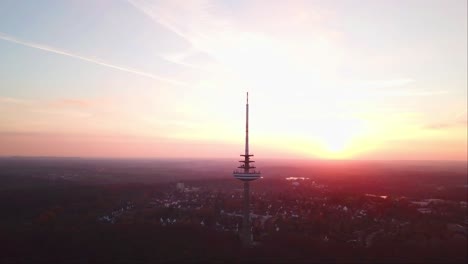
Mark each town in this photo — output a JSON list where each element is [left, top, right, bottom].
[[96, 177, 467, 250], [0, 158, 466, 263]]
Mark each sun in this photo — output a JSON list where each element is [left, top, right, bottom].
[[311, 118, 368, 158], [320, 132, 351, 153], [315, 130, 354, 159]]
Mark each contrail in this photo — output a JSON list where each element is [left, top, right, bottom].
[[0, 32, 186, 86], [126, 0, 213, 73], [126, 0, 192, 44]]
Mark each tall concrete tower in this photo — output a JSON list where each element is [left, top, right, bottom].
[[233, 92, 260, 246]]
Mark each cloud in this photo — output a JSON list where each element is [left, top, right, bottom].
[[57, 99, 90, 107], [0, 32, 186, 86], [0, 97, 31, 105], [374, 89, 448, 97], [126, 0, 220, 69], [358, 78, 415, 88], [345, 79, 448, 98], [1, 96, 106, 110], [423, 109, 467, 130], [424, 120, 467, 130], [455, 109, 468, 122], [48, 97, 117, 109], [123, 0, 351, 96], [126, 0, 195, 44], [424, 123, 460, 130]]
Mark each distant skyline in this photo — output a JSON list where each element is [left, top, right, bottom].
[[0, 0, 466, 160]]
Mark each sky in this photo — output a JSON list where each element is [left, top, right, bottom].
[[0, 0, 466, 160]]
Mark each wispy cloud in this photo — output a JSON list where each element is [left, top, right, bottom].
[[127, 0, 194, 44], [373, 89, 448, 97], [49, 99, 94, 108], [0, 32, 186, 86], [126, 0, 249, 64], [126, 0, 216, 71], [455, 109, 468, 122], [46, 97, 117, 112], [358, 78, 415, 89], [346, 78, 448, 97], [424, 110, 467, 130], [0, 96, 103, 108], [424, 121, 466, 130], [0, 97, 31, 105]]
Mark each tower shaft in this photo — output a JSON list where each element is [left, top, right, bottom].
[[242, 92, 251, 245], [242, 181, 251, 245]]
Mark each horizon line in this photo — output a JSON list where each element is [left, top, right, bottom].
[[0, 155, 466, 163]]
